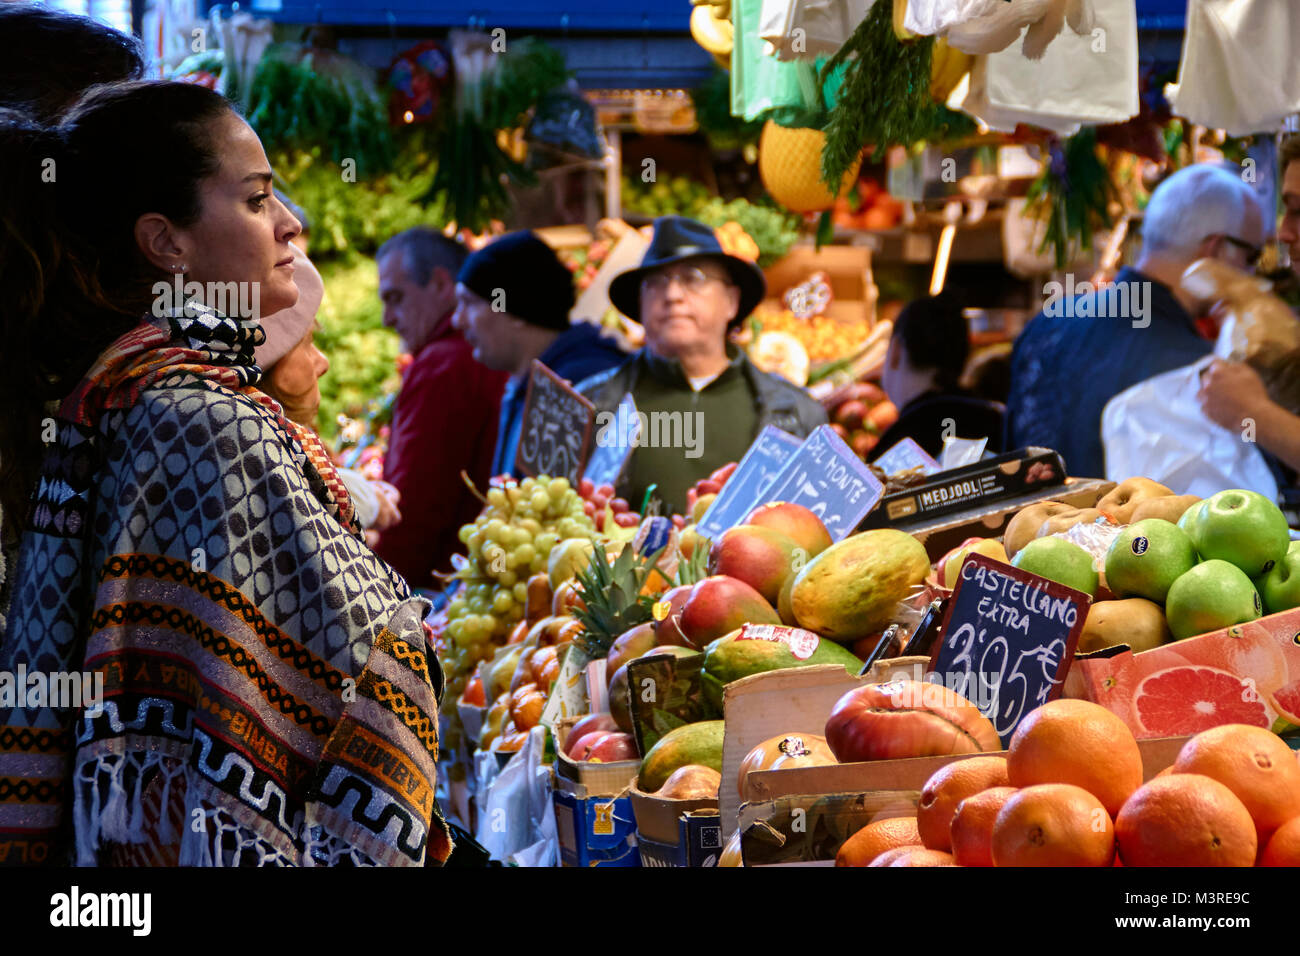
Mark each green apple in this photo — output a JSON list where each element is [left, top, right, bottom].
[[1190, 489, 1290, 577], [1104, 518, 1197, 604], [1165, 559, 1263, 641], [1011, 537, 1099, 597], [1177, 498, 1208, 541], [1258, 539, 1300, 614]]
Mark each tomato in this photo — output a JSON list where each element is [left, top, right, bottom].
[[824, 680, 1001, 763]]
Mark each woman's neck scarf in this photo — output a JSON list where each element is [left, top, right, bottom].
[[0, 303, 452, 866]]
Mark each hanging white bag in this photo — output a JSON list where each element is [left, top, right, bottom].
[[959, 0, 1136, 132], [758, 0, 878, 61], [1166, 0, 1300, 136], [1101, 356, 1278, 500]]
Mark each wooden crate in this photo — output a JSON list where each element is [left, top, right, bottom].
[[760, 244, 876, 325]]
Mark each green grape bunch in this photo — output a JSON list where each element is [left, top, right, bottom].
[[439, 474, 597, 712]]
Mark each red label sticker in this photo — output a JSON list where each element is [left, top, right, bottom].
[[737, 623, 820, 660]]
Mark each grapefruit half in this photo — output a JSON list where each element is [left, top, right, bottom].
[[1268, 678, 1300, 731], [1132, 665, 1276, 736]]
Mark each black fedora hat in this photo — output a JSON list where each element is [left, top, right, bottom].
[[608, 215, 766, 323]]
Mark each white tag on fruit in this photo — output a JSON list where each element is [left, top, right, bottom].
[[737, 623, 820, 660]]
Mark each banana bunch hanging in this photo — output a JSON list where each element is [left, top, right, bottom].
[[691, 0, 734, 68]]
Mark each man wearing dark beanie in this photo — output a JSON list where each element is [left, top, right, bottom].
[[454, 231, 626, 477]]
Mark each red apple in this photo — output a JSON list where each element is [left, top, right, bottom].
[[566, 731, 612, 760], [587, 732, 638, 763], [568, 713, 619, 746]]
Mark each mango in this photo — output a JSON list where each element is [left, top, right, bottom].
[[745, 501, 833, 558], [790, 529, 930, 643], [680, 575, 780, 648], [708, 525, 799, 605], [638, 720, 725, 792]]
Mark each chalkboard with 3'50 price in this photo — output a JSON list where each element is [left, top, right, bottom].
[[515, 360, 596, 483], [930, 552, 1090, 746]]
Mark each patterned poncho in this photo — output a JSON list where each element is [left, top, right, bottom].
[[0, 305, 452, 866]]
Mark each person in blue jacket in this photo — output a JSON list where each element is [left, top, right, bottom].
[[1005, 163, 1266, 478], [452, 231, 626, 478]]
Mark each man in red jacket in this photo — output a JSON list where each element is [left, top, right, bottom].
[[372, 228, 507, 591]]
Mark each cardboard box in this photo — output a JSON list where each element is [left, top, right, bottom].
[[629, 786, 721, 866], [553, 715, 640, 795], [1066, 606, 1300, 739], [859, 447, 1070, 532], [907, 477, 1114, 562], [552, 774, 640, 867], [719, 662, 921, 840]]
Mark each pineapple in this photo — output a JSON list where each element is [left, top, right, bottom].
[[571, 544, 661, 659], [758, 121, 861, 213]]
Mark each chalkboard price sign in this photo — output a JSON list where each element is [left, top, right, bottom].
[[930, 552, 1090, 746], [515, 360, 597, 483], [582, 392, 639, 489], [758, 425, 884, 540], [696, 425, 803, 540]]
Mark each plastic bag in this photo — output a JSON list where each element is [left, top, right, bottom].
[[758, 0, 878, 61], [1181, 258, 1300, 415], [1053, 514, 1123, 570], [473, 725, 557, 866], [955, 0, 1136, 133], [733, 0, 826, 121], [904, 0, 1006, 36], [1101, 355, 1279, 500], [1166, 0, 1300, 136]]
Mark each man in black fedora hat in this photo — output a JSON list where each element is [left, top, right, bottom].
[[577, 215, 826, 515]]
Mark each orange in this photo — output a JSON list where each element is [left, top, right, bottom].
[[835, 816, 920, 867], [867, 845, 925, 867], [1153, 766, 1175, 778], [884, 848, 955, 867], [1172, 724, 1300, 842], [1115, 774, 1256, 867], [1259, 816, 1300, 867], [917, 755, 1010, 851], [1008, 699, 1143, 817], [991, 784, 1115, 867], [950, 786, 1018, 867]]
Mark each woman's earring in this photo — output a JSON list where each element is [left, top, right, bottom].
[[172, 263, 187, 274]]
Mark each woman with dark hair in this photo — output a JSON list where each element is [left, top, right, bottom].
[[870, 294, 1006, 462], [0, 81, 451, 867], [0, 3, 145, 121]]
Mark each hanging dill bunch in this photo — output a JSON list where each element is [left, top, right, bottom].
[[817, 2, 936, 191]]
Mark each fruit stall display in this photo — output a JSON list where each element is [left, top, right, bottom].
[[441, 443, 1299, 866]]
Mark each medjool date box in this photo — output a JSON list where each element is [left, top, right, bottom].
[[859, 447, 1067, 529]]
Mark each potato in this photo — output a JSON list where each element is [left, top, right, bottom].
[[1036, 507, 1102, 539], [1128, 494, 1201, 525], [1003, 501, 1073, 558], [1096, 477, 1174, 524]]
